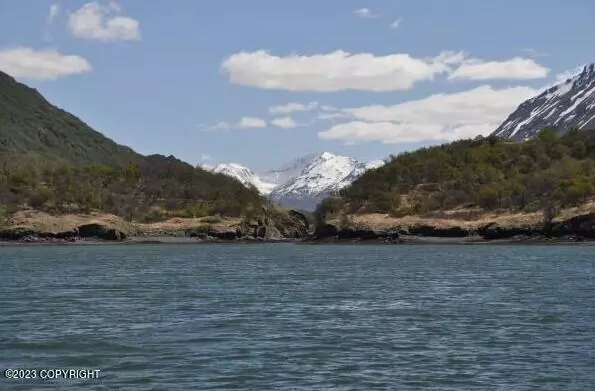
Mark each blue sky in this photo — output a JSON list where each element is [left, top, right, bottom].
[[0, 0, 593, 171]]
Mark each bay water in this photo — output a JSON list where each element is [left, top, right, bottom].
[[1, 244, 594, 390]]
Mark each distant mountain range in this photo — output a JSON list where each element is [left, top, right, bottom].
[[205, 152, 384, 211], [492, 64, 595, 140]]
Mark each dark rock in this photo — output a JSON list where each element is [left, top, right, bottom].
[[187, 231, 208, 239], [408, 225, 470, 238], [254, 225, 267, 238], [551, 213, 595, 239], [212, 230, 238, 240], [312, 225, 399, 241], [337, 228, 385, 240], [0, 228, 38, 241], [478, 223, 535, 240], [77, 224, 126, 241], [289, 210, 310, 231], [55, 230, 78, 240], [313, 224, 338, 239]]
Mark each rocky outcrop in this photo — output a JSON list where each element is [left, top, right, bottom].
[[550, 213, 595, 239], [312, 224, 400, 242], [77, 224, 127, 241], [185, 227, 240, 240], [477, 223, 536, 240], [309, 213, 595, 243], [313, 223, 338, 239], [0, 223, 126, 242], [0, 228, 39, 241], [407, 225, 470, 238]]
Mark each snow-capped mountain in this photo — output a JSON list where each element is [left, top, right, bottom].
[[492, 64, 595, 140], [259, 153, 319, 186], [206, 152, 384, 210], [269, 153, 384, 210], [211, 163, 276, 195]]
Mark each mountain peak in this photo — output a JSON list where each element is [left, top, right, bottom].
[[209, 152, 384, 210], [319, 151, 336, 160], [210, 163, 276, 195], [492, 62, 595, 140], [268, 153, 383, 210]]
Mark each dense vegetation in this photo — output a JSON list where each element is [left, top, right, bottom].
[[0, 155, 265, 222], [0, 71, 139, 165], [317, 129, 595, 219], [0, 70, 266, 222]]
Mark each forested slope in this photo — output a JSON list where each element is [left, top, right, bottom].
[[0, 71, 265, 222], [318, 129, 595, 219]]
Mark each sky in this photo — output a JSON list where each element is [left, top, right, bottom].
[[0, 0, 594, 172]]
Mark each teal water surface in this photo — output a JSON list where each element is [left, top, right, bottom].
[[1, 244, 594, 390]]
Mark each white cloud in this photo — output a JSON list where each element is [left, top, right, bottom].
[[390, 18, 403, 29], [238, 116, 266, 128], [200, 154, 212, 161], [206, 121, 231, 131], [271, 117, 297, 129], [355, 8, 379, 19], [316, 106, 353, 121], [0, 47, 92, 81], [317, 112, 351, 121], [69, 1, 140, 41], [318, 85, 538, 144], [449, 57, 549, 81], [205, 117, 267, 131], [221, 50, 465, 92], [269, 101, 318, 114], [47, 3, 60, 24]]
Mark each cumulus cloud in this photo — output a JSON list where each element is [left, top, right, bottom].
[[222, 50, 550, 91], [271, 117, 297, 129], [449, 57, 549, 81], [318, 85, 538, 144], [269, 102, 318, 114], [0, 47, 92, 80], [221, 50, 465, 92], [69, 1, 140, 41], [205, 117, 267, 131], [355, 8, 379, 19]]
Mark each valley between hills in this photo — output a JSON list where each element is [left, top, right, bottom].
[[2, 65, 595, 244]]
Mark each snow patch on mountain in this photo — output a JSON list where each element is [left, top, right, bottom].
[[492, 63, 595, 140], [206, 152, 384, 210], [210, 163, 277, 195], [268, 152, 384, 210]]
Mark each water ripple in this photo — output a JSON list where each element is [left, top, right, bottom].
[[1, 244, 594, 390]]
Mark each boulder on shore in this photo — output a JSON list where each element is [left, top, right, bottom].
[[477, 223, 535, 240], [551, 213, 595, 239], [77, 223, 127, 241]]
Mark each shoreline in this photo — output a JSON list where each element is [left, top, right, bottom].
[[1, 235, 593, 247]]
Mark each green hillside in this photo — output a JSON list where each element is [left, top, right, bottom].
[[0, 71, 265, 221], [0, 71, 139, 165], [317, 129, 595, 219]]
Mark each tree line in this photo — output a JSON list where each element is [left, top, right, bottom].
[[317, 128, 595, 220], [0, 154, 265, 223]]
